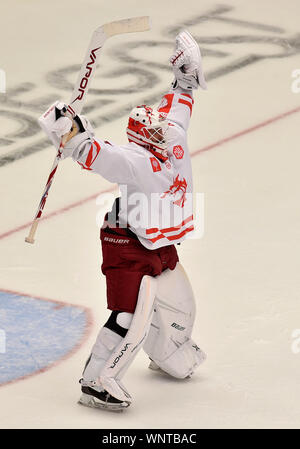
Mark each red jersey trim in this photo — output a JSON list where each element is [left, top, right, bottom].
[[146, 215, 194, 243], [158, 93, 175, 116], [146, 215, 193, 235], [77, 140, 101, 171], [148, 225, 194, 243], [178, 98, 193, 116], [181, 93, 194, 103]]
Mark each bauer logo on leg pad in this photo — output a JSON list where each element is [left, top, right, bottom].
[[171, 322, 185, 331]]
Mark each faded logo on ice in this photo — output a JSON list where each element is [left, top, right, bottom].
[[0, 291, 90, 386], [2, 6, 300, 167]]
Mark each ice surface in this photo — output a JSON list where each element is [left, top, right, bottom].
[[0, 0, 299, 429]]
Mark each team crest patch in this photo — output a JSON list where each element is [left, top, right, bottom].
[[150, 157, 161, 172], [173, 145, 184, 159]]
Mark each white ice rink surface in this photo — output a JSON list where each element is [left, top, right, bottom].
[[0, 0, 300, 429]]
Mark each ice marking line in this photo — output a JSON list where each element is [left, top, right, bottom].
[[0, 288, 93, 388], [0, 104, 299, 242], [192, 105, 300, 156], [0, 185, 116, 241]]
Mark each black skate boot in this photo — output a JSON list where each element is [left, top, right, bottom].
[[78, 380, 130, 412]]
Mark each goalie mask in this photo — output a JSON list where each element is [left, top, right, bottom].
[[126, 106, 169, 161]]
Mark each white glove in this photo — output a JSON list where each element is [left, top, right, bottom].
[[38, 101, 95, 159], [170, 30, 207, 91], [52, 115, 73, 138]]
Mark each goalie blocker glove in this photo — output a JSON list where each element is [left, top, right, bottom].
[[38, 101, 95, 159], [170, 30, 207, 91]]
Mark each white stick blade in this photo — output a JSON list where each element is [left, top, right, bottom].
[[103, 16, 151, 36], [68, 16, 151, 115]]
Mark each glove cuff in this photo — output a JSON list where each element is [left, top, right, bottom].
[[172, 67, 199, 90], [63, 131, 92, 159]]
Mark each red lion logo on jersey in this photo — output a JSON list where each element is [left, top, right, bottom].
[[162, 174, 187, 208]]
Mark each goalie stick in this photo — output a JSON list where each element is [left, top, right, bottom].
[[25, 16, 151, 244]]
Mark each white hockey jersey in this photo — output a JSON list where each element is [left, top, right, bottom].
[[74, 86, 195, 250]]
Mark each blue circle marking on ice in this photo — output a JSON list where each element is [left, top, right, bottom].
[[0, 290, 90, 385]]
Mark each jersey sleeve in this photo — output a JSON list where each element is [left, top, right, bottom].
[[73, 138, 135, 184], [157, 86, 194, 132]]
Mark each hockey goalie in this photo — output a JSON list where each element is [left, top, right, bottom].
[[39, 30, 207, 411]]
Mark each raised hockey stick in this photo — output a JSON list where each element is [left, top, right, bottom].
[[25, 16, 151, 244]]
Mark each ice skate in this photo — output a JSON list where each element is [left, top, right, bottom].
[[78, 382, 130, 412]]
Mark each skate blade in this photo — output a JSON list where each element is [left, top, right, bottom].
[[78, 393, 129, 413]]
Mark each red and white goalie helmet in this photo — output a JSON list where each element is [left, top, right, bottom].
[[126, 105, 169, 160]]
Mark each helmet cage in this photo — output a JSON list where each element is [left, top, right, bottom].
[[126, 105, 168, 155]]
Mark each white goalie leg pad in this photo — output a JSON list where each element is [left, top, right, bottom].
[[143, 263, 206, 378], [98, 275, 157, 402], [82, 326, 124, 384], [80, 312, 133, 410], [153, 339, 206, 379]]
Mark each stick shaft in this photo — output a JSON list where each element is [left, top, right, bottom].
[[25, 219, 40, 244], [68, 16, 151, 116], [25, 16, 150, 244], [25, 152, 61, 243]]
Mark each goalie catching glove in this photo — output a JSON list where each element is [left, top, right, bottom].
[[38, 101, 94, 159], [170, 30, 207, 91]]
